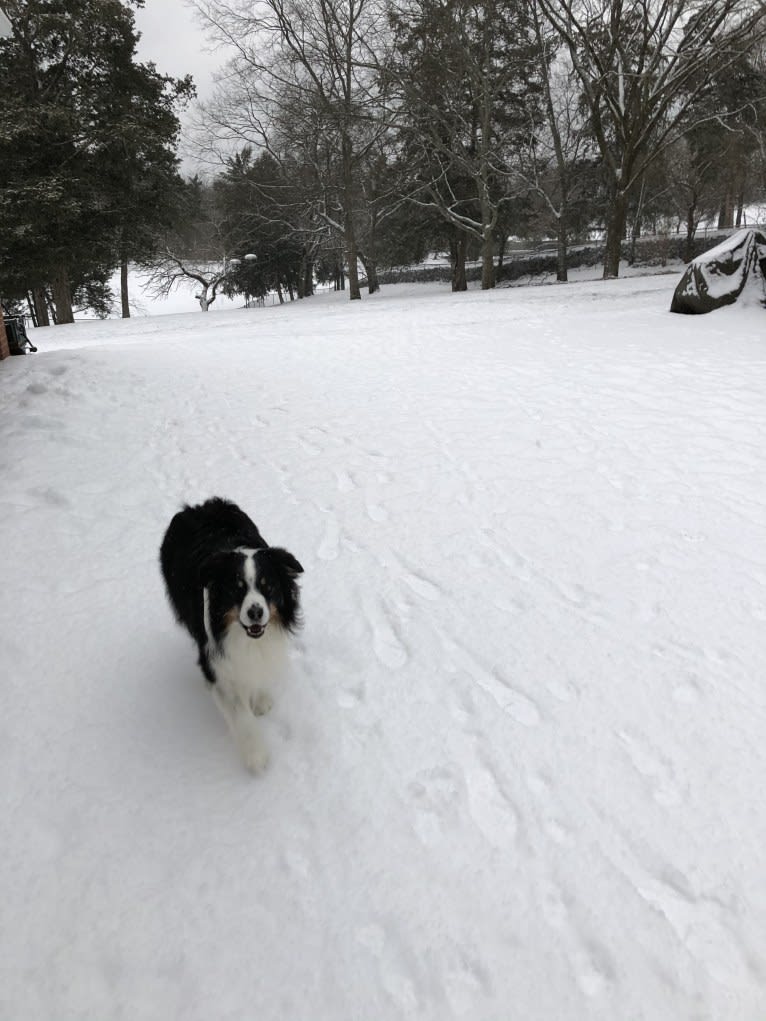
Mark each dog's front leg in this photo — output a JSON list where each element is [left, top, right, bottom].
[[211, 682, 269, 774]]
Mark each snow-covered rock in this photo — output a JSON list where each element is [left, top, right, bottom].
[[671, 228, 766, 314]]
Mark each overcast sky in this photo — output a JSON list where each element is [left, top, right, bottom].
[[134, 0, 231, 169], [134, 0, 220, 96]]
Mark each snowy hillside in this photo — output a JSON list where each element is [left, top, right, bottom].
[[1, 276, 765, 1020]]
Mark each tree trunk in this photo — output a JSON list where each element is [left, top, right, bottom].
[[451, 236, 467, 292], [684, 204, 697, 263], [31, 287, 50, 327], [556, 227, 568, 282], [51, 267, 74, 324], [735, 191, 745, 228], [497, 234, 507, 272], [360, 254, 380, 295], [366, 206, 380, 294], [367, 261, 380, 294], [297, 255, 311, 298], [481, 230, 495, 290], [304, 257, 314, 297], [341, 135, 361, 301], [276, 281, 284, 304], [120, 257, 130, 318], [627, 176, 646, 267], [603, 188, 628, 279], [717, 188, 734, 229]]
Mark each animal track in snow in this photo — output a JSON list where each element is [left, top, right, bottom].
[[337, 683, 365, 709], [465, 759, 519, 848], [366, 598, 408, 670], [671, 674, 703, 704], [440, 632, 542, 727], [526, 772, 572, 845], [335, 469, 357, 492], [365, 499, 388, 522], [298, 436, 321, 456], [27, 486, 71, 508], [408, 764, 463, 845], [401, 570, 441, 602], [573, 942, 614, 998], [540, 880, 569, 930], [474, 668, 542, 727], [635, 874, 755, 987], [544, 675, 578, 703], [618, 730, 683, 806], [442, 948, 492, 1016], [354, 922, 422, 1013], [317, 515, 341, 561]]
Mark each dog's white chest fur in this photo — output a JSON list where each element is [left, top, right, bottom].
[[203, 588, 290, 772], [215, 623, 288, 707]]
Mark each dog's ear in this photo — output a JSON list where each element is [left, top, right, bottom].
[[268, 547, 304, 578]]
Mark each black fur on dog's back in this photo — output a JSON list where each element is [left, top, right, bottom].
[[160, 498, 303, 683]]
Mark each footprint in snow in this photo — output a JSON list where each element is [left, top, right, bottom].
[[337, 683, 365, 709], [27, 486, 71, 508], [618, 730, 683, 807], [402, 571, 441, 602], [298, 436, 321, 456], [335, 469, 356, 492], [408, 764, 464, 845], [365, 499, 388, 522], [573, 942, 614, 998], [472, 668, 542, 727], [465, 760, 519, 848], [365, 596, 408, 669], [354, 922, 422, 1012], [317, 516, 341, 561]]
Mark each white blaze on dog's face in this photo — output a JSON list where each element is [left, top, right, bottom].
[[238, 549, 270, 638]]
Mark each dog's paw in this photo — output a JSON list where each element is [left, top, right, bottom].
[[240, 738, 270, 774], [250, 692, 274, 717]]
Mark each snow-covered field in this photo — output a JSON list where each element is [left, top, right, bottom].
[[1, 275, 765, 1020]]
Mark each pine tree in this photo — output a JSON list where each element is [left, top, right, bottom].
[[389, 0, 544, 289], [0, 0, 191, 322]]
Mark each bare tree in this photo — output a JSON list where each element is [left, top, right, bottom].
[[537, 0, 766, 277], [145, 246, 232, 310], [515, 0, 596, 280], [194, 0, 394, 300]]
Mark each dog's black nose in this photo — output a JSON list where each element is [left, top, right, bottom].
[[247, 604, 264, 622]]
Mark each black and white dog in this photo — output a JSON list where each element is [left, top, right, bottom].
[[160, 498, 303, 772]]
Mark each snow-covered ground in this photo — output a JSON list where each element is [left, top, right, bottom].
[[1, 275, 765, 1020]]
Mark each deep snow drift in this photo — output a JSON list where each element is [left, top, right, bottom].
[[1, 276, 765, 1020]]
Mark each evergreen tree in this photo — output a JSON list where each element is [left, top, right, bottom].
[[0, 0, 191, 322]]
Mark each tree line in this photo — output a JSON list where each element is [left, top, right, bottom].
[[2, 0, 766, 322]]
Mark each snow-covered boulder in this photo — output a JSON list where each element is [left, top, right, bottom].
[[670, 227, 766, 314]]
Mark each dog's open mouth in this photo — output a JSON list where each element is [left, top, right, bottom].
[[244, 623, 266, 639]]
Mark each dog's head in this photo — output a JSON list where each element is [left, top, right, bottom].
[[201, 546, 304, 639]]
